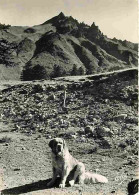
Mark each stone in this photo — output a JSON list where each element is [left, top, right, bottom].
[[96, 127, 113, 138], [84, 125, 94, 135], [31, 84, 44, 93], [126, 116, 138, 124], [100, 137, 113, 149], [114, 114, 127, 121], [47, 94, 55, 100]]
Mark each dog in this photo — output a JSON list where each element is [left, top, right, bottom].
[[47, 138, 108, 188]]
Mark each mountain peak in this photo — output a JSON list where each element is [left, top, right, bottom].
[[58, 12, 65, 18], [42, 12, 66, 25]]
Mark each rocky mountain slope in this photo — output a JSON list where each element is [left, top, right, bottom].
[[0, 68, 138, 146], [0, 12, 138, 81]]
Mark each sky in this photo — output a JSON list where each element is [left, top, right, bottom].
[[0, 0, 138, 43]]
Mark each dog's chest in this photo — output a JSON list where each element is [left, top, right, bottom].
[[52, 155, 64, 171]]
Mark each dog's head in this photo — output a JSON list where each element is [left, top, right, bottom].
[[48, 138, 67, 156]]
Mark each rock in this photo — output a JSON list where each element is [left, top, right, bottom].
[[118, 142, 127, 149], [78, 128, 85, 135], [57, 84, 66, 90], [38, 128, 44, 132], [31, 84, 44, 93], [46, 85, 57, 92], [59, 131, 77, 139], [13, 168, 21, 171], [104, 99, 109, 103], [70, 134, 77, 139], [78, 137, 87, 143], [18, 89, 28, 94], [0, 136, 12, 144], [82, 81, 92, 88], [45, 135, 52, 139], [96, 127, 113, 138], [114, 114, 127, 121], [24, 27, 36, 33], [99, 137, 113, 149], [47, 94, 56, 100], [126, 116, 138, 124], [92, 118, 99, 124], [84, 125, 94, 135]]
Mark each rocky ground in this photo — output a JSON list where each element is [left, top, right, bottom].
[[0, 68, 138, 195]]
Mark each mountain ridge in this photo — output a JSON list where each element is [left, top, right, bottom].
[[0, 12, 138, 81]]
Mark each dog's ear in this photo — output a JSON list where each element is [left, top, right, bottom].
[[49, 139, 54, 149]]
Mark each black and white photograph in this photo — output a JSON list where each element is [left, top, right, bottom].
[[0, 0, 138, 194]]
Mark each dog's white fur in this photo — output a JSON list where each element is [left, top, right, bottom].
[[47, 138, 108, 188]]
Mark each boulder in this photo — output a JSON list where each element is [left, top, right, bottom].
[[114, 114, 127, 121], [47, 94, 56, 101], [31, 84, 44, 93], [96, 127, 113, 138], [99, 137, 113, 149], [126, 116, 138, 124], [84, 125, 95, 135]]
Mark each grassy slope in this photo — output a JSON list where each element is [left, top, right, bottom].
[[0, 14, 137, 81]]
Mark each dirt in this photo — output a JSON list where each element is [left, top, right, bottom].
[[0, 69, 138, 195], [0, 122, 138, 195]]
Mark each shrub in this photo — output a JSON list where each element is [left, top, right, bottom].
[[78, 67, 85, 75], [22, 64, 48, 81], [51, 64, 66, 78], [0, 23, 11, 30]]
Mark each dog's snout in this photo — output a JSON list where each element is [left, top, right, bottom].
[[57, 144, 61, 151]]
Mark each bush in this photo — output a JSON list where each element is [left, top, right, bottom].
[[71, 65, 85, 76], [78, 67, 85, 75], [0, 23, 11, 30], [86, 62, 94, 75], [22, 64, 48, 81], [51, 64, 66, 78]]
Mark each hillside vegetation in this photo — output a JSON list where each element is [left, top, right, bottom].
[[0, 12, 138, 81]]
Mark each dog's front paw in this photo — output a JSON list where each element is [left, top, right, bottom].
[[59, 183, 65, 188], [69, 180, 75, 186]]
